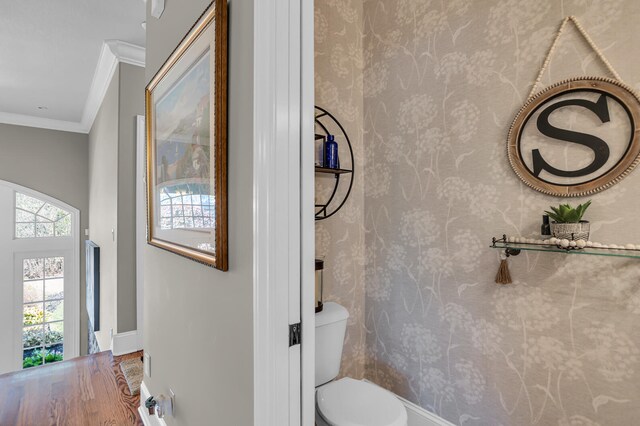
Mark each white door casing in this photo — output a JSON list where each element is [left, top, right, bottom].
[[136, 115, 145, 348], [300, 0, 316, 423], [253, 0, 315, 424], [0, 181, 79, 375]]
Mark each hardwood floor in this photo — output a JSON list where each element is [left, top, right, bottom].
[[0, 350, 143, 426]]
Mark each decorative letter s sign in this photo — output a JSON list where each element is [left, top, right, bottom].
[[508, 77, 640, 197]]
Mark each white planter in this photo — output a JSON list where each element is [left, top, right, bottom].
[[550, 221, 590, 241]]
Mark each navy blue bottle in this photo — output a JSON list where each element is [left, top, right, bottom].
[[325, 135, 339, 169]]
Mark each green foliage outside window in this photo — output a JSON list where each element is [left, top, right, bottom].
[[23, 349, 63, 369]]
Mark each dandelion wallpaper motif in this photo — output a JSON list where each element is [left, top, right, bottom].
[[317, 0, 640, 424], [315, 0, 366, 380]]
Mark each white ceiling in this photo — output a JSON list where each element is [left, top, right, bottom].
[[0, 0, 146, 131]]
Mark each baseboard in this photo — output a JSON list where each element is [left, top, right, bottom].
[[363, 380, 455, 426], [139, 381, 167, 426], [111, 330, 143, 356]]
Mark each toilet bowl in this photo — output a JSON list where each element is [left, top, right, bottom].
[[315, 303, 407, 426], [315, 377, 408, 426]]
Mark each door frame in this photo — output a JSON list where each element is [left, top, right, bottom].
[[252, 0, 315, 424], [1, 180, 80, 370], [300, 0, 316, 423], [13, 249, 75, 369], [136, 115, 145, 349]]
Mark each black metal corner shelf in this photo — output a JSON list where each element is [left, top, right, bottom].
[[314, 106, 354, 221], [315, 166, 352, 175], [490, 235, 640, 260]]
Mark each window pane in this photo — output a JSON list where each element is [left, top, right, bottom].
[[36, 222, 54, 237], [24, 258, 44, 280], [23, 303, 44, 326], [45, 257, 64, 278], [39, 204, 59, 221], [15, 192, 71, 239], [16, 223, 35, 238], [44, 344, 64, 364], [54, 215, 71, 236], [44, 300, 63, 322], [45, 278, 64, 300], [23, 280, 43, 303], [23, 325, 43, 348], [23, 348, 44, 369], [15, 209, 35, 222], [16, 193, 44, 214], [45, 322, 64, 345]]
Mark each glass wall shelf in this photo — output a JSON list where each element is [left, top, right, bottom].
[[490, 235, 640, 260]]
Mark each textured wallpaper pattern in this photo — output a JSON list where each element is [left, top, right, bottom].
[[315, 0, 366, 380], [317, 0, 640, 425], [362, 0, 640, 425]]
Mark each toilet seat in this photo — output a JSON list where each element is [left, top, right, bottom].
[[316, 378, 407, 426]]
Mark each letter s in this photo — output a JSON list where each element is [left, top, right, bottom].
[[533, 93, 610, 178]]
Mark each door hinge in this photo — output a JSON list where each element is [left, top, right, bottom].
[[289, 322, 301, 347]]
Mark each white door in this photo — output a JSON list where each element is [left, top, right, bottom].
[[0, 181, 79, 374], [14, 250, 74, 370]]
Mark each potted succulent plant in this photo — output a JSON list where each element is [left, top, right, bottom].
[[545, 201, 592, 241]]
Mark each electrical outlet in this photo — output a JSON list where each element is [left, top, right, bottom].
[[144, 353, 151, 377]]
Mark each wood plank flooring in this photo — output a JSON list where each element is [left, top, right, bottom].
[[0, 350, 143, 426]]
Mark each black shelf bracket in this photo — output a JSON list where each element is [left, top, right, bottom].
[[314, 106, 355, 221]]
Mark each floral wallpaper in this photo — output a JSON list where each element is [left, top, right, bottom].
[[318, 0, 640, 424], [315, 0, 366, 380]]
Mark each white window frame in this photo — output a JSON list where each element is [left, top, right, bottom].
[[2, 182, 80, 371], [14, 193, 73, 239], [14, 249, 76, 369]]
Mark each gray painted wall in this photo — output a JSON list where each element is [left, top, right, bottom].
[[88, 68, 120, 350], [89, 63, 145, 348], [117, 63, 145, 333], [0, 123, 90, 355], [144, 0, 254, 424]]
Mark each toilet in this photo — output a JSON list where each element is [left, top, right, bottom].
[[315, 302, 408, 426]]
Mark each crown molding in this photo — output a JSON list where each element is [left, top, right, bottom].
[[0, 111, 87, 133], [0, 40, 145, 134], [105, 40, 146, 67]]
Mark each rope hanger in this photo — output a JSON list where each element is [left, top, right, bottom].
[[527, 16, 622, 101]]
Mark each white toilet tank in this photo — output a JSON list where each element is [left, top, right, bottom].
[[315, 302, 349, 386]]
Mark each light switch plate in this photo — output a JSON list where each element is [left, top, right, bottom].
[[144, 353, 151, 377]]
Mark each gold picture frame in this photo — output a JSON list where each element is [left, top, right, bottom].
[[145, 0, 228, 270], [507, 77, 640, 197]]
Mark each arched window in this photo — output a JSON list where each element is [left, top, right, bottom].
[[15, 192, 71, 238]]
